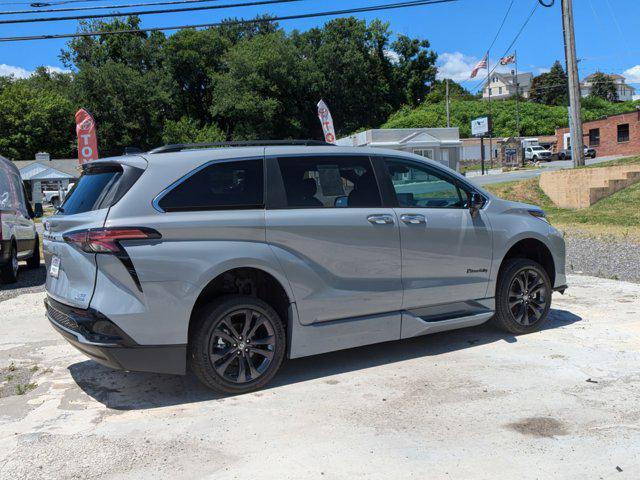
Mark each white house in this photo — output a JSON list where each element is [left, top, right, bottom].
[[580, 73, 636, 102], [336, 128, 462, 170], [481, 72, 533, 100], [14, 153, 80, 203]]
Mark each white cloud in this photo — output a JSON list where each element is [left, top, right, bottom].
[[536, 67, 550, 74], [0, 64, 70, 78], [436, 52, 514, 82], [623, 65, 640, 83], [384, 49, 400, 64]]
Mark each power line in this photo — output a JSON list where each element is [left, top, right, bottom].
[[0, 0, 229, 16], [0, 0, 459, 41], [486, 0, 515, 53], [470, 0, 540, 92], [0, 0, 300, 24]]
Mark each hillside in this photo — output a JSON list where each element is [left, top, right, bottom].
[[383, 96, 640, 138]]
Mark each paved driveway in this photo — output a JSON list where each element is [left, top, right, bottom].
[[470, 155, 629, 186], [1, 275, 639, 479]]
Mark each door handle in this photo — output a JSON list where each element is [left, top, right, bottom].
[[367, 214, 395, 225], [400, 214, 426, 225]]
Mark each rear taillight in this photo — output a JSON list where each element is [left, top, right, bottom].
[[63, 227, 161, 254]]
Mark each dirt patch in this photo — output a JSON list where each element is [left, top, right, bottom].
[[0, 362, 43, 398], [507, 417, 569, 438]]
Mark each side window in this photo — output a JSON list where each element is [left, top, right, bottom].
[[385, 158, 469, 209], [158, 159, 264, 212], [277, 156, 381, 208]]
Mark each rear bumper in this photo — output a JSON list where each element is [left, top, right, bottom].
[[45, 296, 186, 375]]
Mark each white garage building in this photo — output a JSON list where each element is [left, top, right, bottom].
[[336, 128, 462, 171]]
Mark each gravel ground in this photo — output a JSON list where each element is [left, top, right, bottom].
[[565, 236, 640, 283], [0, 265, 46, 303]]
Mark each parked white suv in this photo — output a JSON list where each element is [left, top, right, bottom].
[[524, 146, 552, 162], [0, 156, 40, 282]]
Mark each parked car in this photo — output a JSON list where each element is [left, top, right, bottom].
[[558, 147, 597, 160], [524, 145, 553, 162], [43, 183, 74, 208], [0, 156, 40, 283], [43, 141, 567, 394]]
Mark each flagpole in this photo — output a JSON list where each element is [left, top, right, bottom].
[[514, 50, 521, 140], [487, 50, 493, 171]]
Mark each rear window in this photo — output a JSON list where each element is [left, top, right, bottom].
[[157, 159, 264, 212], [60, 166, 124, 215]]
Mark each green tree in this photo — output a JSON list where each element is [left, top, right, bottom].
[[162, 117, 225, 144], [0, 79, 75, 159], [391, 35, 438, 106], [589, 72, 618, 102], [529, 60, 568, 106], [423, 79, 474, 104]]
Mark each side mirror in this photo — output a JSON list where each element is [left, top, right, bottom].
[[469, 192, 485, 216]]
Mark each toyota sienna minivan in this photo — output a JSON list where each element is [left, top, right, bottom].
[[44, 141, 566, 394]]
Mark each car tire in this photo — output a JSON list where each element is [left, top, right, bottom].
[[0, 242, 19, 283], [559, 153, 565, 160], [26, 235, 40, 269], [51, 197, 60, 209], [189, 295, 286, 395], [491, 258, 552, 335]]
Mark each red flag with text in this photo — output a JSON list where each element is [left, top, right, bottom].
[[75, 108, 99, 165]]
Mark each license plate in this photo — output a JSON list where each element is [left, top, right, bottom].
[[49, 256, 60, 279]]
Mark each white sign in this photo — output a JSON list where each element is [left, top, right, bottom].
[[471, 116, 490, 137], [317, 99, 336, 144]]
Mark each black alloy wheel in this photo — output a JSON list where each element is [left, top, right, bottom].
[[492, 258, 552, 334], [507, 268, 549, 326], [190, 295, 286, 394]]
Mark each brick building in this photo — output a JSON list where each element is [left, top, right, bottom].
[[556, 109, 640, 157]]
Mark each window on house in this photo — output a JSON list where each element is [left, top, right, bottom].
[[618, 124, 630, 143], [489, 88, 493, 95], [498, 87, 503, 95], [413, 149, 434, 160], [589, 128, 600, 147]]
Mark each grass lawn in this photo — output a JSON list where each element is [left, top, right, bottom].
[[484, 156, 640, 242]]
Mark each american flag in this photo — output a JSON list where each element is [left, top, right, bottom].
[[500, 53, 516, 66], [470, 53, 488, 79]]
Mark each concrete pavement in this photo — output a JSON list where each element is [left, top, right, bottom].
[[469, 155, 629, 186], [1, 275, 640, 479]]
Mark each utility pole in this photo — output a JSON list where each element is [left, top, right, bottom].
[[562, 0, 585, 167], [487, 51, 494, 170], [445, 79, 451, 128], [514, 50, 521, 138]]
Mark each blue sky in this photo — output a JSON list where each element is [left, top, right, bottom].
[[0, 0, 638, 94]]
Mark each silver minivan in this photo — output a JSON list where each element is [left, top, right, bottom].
[[44, 142, 567, 394], [0, 155, 40, 282]]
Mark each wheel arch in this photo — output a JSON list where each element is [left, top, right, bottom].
[[498, 237, 555, 285], [188, 266, 293, 341]]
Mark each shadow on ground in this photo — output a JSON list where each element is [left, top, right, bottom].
[[68, 308, 582, 410], [0, 264, 46, 301]]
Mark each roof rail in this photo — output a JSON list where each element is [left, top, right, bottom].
[[148, 140, 334, 154]]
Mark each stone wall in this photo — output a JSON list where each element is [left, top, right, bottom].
[[539, 165, 640, 209]]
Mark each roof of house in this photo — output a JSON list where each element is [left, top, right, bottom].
[[336, 128, 462, 147], [482, 72, 533, 89], [13, 159, 80, 181], [583, 73, 625, 82]]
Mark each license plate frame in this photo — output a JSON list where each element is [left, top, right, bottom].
[[49, 256, 60, 279]]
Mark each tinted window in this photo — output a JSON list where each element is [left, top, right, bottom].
[[277, 156, 381, 208], [158, 159, 263, 212], [385, 158, 469, 209], [61, 166, 123, 215], [589, 128, 600, 147]]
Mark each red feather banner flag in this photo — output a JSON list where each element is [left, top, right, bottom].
[[75, 108, 99, 165]]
